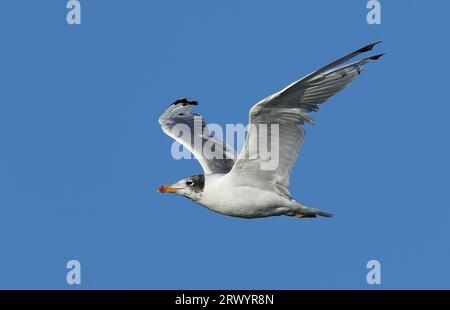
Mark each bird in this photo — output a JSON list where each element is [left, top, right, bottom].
[[157, 41, 384, 219]]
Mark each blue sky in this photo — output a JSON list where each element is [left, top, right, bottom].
[[0, 0, 449, 289]]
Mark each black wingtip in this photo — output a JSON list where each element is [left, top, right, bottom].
[[359, 40, 383, 53], [368, 53, 385, 61], [171, 97, 198, 106]]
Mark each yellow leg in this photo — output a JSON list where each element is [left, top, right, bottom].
[[291, 213, 317, 219]]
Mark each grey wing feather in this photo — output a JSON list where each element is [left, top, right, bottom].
[[159, 99, 235, 174], [230, 42, 384, 197]]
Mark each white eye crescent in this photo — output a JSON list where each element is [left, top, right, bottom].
[[186, 180, 194, 186]]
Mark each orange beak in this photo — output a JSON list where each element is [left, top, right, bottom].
[[157, 185, 180, 193]]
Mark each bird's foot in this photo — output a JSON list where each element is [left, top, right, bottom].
[[293, 213, 317, 219]]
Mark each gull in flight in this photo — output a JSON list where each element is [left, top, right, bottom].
[[158, 41, 383, 219]]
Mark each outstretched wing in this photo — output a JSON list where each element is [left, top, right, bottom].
[[229, 42, 384, 197], [159, 98, 235, 174]]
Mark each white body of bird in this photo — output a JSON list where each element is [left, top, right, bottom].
[[198, 173, 300, 218]]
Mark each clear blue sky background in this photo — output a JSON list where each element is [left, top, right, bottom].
[[0, 0, 449, 289]]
